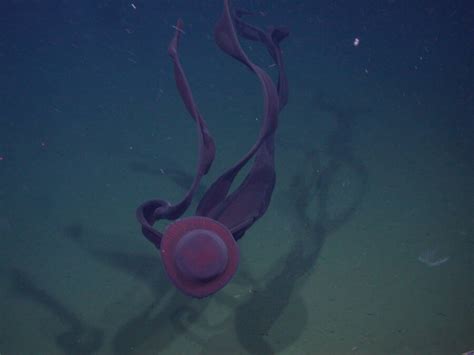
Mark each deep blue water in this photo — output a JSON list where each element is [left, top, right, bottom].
[[0, 1, 473, 354]]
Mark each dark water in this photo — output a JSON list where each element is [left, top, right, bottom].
[[0, 1, 473, 354]]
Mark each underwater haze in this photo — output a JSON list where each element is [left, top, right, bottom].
[[0, 0, 473, 354]]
